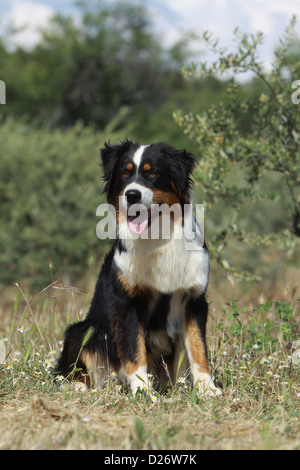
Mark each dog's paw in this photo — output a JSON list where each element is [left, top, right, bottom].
[[196, 377, 222, 397], [128, 368, 152, 396], [74, 382, 89, 392]]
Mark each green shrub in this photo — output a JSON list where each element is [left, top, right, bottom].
[[0, 117, 126, 288], [174, 18, 300, 280]]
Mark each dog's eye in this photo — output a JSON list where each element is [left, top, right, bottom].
[[122, 170, 130, 178], [148, 171, 157, 179]]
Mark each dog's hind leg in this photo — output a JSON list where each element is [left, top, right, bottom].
[[54, 321, 110, 388]]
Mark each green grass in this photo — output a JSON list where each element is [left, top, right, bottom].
[[0, 280, 299, 450]]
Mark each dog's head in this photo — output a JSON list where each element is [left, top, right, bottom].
[[100, 140, 196, 237]]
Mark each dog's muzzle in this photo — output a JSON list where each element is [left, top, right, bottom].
[[125, 189, 142, 205]]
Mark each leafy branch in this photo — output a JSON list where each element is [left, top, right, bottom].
[[175, 17, 300, 279]]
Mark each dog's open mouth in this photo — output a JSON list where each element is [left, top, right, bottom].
[[127, 206, 160, 235], [128, 209, 151, 235]]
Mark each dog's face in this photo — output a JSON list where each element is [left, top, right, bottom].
[[101, 140, 196, 237]]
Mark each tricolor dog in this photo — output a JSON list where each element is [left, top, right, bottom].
[[55, 140, 221, 396]]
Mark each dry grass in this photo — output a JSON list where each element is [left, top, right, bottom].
[[0, 385, 299, 450], [0, 271, 299, 451]]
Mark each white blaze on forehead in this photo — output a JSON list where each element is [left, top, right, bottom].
[[122, 145, 152, 209], [132, 145, 149, 171]]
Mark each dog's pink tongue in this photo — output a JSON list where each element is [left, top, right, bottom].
[[128, 212, 149, 234]]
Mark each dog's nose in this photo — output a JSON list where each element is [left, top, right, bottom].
[[125, 189, 142, 205]]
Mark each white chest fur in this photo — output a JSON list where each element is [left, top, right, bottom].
[[114, 233, 209, 295]]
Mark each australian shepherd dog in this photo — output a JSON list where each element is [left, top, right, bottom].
[[54, 140, 221, 396]]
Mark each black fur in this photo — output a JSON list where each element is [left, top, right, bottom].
[[54, 141, 216, 394]]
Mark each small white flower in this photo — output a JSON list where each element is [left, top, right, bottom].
[[150, 394, 157, 403], [261, 357, 269, 364], [177, 377, 186, 384], [17, 327, 26, 333], [81, 416, 90, 423], [44, 360, 54, 370]]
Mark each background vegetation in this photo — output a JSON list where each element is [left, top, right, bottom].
[[0, 0, 299, 450], [0, 1, 299, 290], [0, 0, 231, 288]]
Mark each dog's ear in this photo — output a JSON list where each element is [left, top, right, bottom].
[[100, 139, 135, 194], [166, 147, 196, 202]]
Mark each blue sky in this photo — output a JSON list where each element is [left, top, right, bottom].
[[1, 0, 300, 67]]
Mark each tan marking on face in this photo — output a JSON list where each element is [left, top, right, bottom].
[[126, 162, 133, 171], [143, 163, 151, 171], [151, 190, 182, 226], [113, 190, 127, 225], [152, 189, 180, 206]]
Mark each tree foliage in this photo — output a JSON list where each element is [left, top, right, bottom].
[[174, 17, 300, 280], [0, 3, 299, 288], [0, 117, 128, 287], [0, 0, 191, 135], [0, 0, 229, 288]]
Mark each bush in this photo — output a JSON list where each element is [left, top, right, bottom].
[[0, 117, 126, 288], [174, 18, 300, 281]]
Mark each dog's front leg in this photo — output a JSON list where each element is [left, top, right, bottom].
[[113, 289, 150, 395], [184, 295, 222, 396], [123, 326, 149, 395]]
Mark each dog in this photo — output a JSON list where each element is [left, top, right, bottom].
[[54, 140, 221, 396]]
